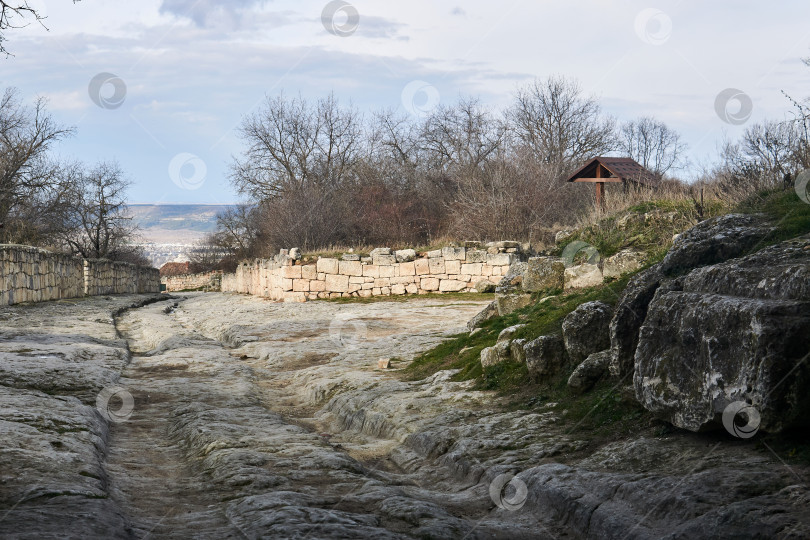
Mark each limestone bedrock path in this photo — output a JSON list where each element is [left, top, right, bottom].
[[107, 292, 546, 539], [3, 292, 808, 538]]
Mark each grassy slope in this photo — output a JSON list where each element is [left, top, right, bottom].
[[399, 188, 810, 439]]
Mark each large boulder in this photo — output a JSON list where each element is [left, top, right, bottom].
[[562, 301, 613, 363], [495, 293, 533, 316], [523, 256, 565, 292], [524, 334, 566, 380], [608, 265, 667, 378], [658, 213, 773, 276], [568, 350, 611, 394], [609, 213, 775, 379], [564, 263, 603, 290], [633, 234, 810, 433], [480, 341, 511, 368]]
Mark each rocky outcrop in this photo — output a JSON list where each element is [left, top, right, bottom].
[[609, 266, 668, 378], [634, 234, 810, 433], [609, 214, 775, 379], [562, 301, 613, 363], [657, 213, 773, 276]]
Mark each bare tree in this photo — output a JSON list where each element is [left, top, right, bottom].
[[230, 92, 363, 201], [0, 1, 80, 56], [509, 76, 616, 179], [619, 116, 687, 176], [420, 96, 506, 174], [0, 87, 74, 241], [59, 161, 142, 261], [721, 120, 804, 192]]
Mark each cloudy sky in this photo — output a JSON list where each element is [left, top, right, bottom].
[[3, 0, 809, 204]]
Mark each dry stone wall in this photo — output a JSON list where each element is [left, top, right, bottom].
[[221, 245, 523, 302], [84, 259, 161, 296], [162, 271, 223, 292], [0, 244, 159, 306], [0, 245, 84, 305]]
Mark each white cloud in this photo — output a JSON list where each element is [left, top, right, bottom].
[[1, 0, 809, 203]]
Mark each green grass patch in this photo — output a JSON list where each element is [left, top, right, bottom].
[[737, 188, 810, 243], [403, 275, 635, 389], [559, 198, 728, 263], [320, 292, 495, 304]]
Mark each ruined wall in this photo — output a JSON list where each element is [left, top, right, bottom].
[[162, 271, 222, 292], [0, 245, 85, 305], [0, 244, 159, 306], [221, 245, 523, 302], [84, 259, 161, 296]]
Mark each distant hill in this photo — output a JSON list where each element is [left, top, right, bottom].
[[127, 204, 235, 267], [128, 204, 233, 244]]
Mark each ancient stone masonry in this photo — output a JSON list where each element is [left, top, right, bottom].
[[0, 245, 84, 305], [0, 244, 159, 306], [162, 270, 223, 292], [221, 244, 524, 302], [84, 259, 161, 296]]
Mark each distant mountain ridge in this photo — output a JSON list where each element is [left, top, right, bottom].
[[128, 204, 233, 236], [127, 204, 235, 267]]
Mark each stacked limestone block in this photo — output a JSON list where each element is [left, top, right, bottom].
[[221, 245, 522, 303], [85, 260, 160, 295], [162, 271, 222, 292], [0, 245, 85, 306]]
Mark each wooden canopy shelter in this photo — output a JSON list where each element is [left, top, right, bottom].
[[566, 157, 660, 208]]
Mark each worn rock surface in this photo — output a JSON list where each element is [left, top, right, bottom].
[[0, 295, 161, 538], [2, 291, 809, 538]]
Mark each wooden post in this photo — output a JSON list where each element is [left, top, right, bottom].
[[595, 165, 605, 211]]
